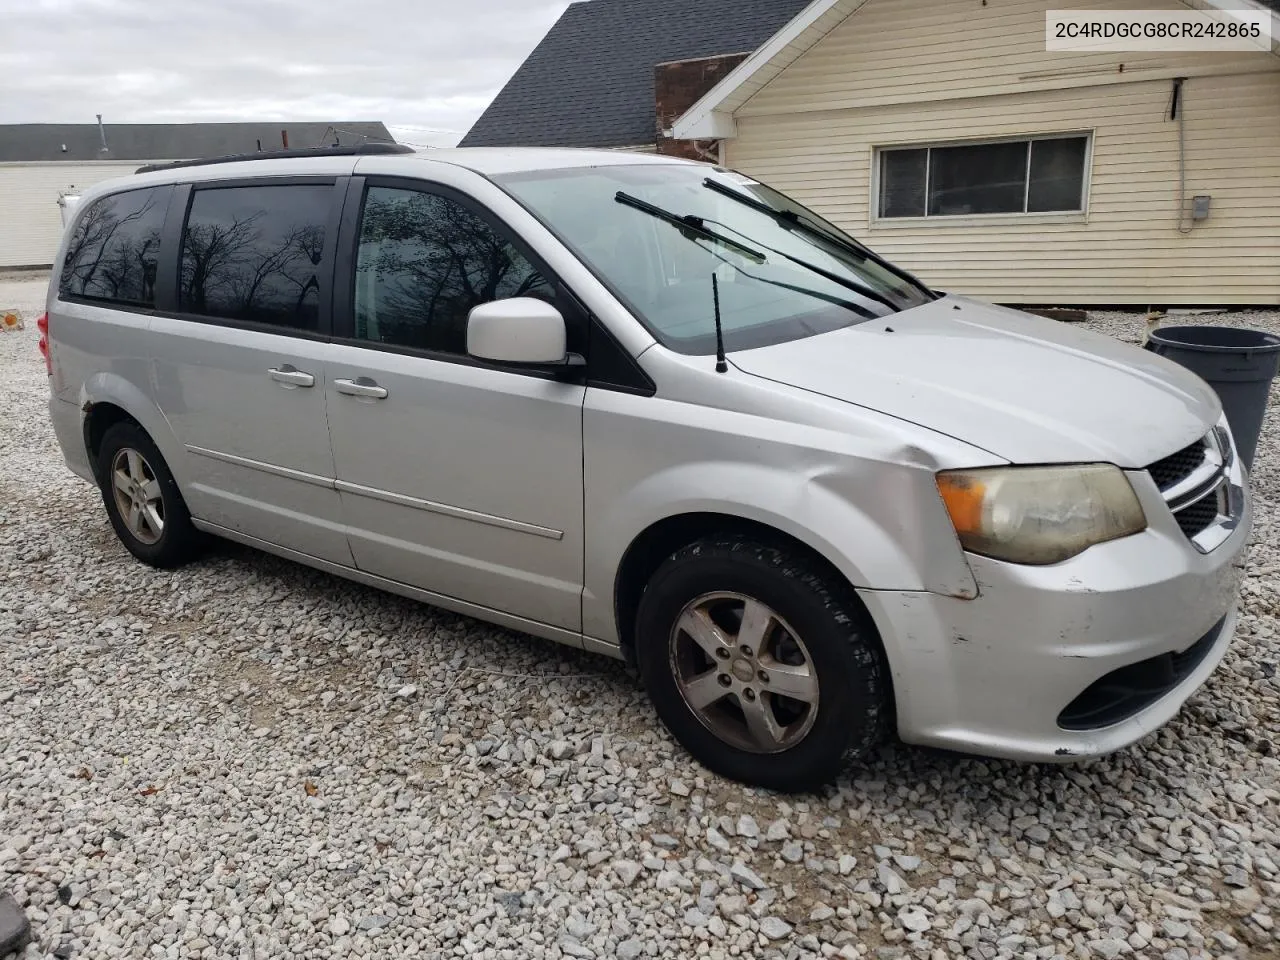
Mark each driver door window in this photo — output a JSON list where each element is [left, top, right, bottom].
[[353, 186, 551, 354]]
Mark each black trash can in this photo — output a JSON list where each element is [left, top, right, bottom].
[[1146, 325, 1280, 471]]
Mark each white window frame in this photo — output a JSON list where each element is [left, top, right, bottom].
[[870, 131, 1094, 225]]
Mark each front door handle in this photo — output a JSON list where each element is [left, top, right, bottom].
[[269, 365, 315, 388], [334, 377, 389, 400]]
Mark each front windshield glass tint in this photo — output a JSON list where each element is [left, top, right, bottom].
[[495, 164, 932, 354]]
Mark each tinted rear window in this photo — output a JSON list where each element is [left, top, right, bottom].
[[179, 184, 333, 331], [60, 186, 170, 307]]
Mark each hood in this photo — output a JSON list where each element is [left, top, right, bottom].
[[731, 296, 1220, 467]]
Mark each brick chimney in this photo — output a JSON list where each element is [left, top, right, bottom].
[[654, 52, 749, 161]]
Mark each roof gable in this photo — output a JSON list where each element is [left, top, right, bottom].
[[674, 0, 1280, 138], [460, 0, 811, 149], [0, 122, 394, 163]]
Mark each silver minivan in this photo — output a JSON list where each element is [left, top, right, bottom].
[[43, 144, 1250, 789]]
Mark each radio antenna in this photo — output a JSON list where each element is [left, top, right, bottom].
[[712, 273, 728, 373]]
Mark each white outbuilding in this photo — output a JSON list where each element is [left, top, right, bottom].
[[0, 121, 393, 269]]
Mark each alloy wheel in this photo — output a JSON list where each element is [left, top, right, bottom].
[[668, 591, 820, 754], [110, 448, 165, 545]]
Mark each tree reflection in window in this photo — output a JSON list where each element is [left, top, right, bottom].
[[61, 187, 168, 307], [179, 185, 330, 331], [354, 186, 550, 353]]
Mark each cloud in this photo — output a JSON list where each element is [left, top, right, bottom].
[[0, 0, 571, 146]]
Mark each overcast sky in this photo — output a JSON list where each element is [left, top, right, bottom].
[[0, 0, 573, 146]]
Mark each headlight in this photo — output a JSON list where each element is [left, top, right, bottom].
[[936, 465, 1146, 565]]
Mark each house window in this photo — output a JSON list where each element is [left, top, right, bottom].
[[878, 135, 1088, 218]]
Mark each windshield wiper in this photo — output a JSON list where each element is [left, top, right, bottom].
[[614, 191, 876, 320], [701, 177, 935, 299], [684, 243, 879, 320], [615, 191, 766, 263], [618, 189, 898, 313], [699, 215, 902, 313], [732, 270, 879, 318]]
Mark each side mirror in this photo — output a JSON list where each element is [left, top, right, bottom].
[[466, 297, 585, 373]]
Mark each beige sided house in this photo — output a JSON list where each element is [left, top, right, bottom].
[[674, 0, 1280, 306]]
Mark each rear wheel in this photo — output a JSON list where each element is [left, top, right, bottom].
[[97, 422, 201, 568], [636, 536, 888, 790]]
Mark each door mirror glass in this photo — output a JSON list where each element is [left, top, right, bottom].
[[467, 297, 568, 365]]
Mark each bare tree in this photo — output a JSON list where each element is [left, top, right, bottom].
[[180, 214, 262, 313], [62, 193, 162, 299], [94, 228, 161, 304], [180, 214, 326, 329], [60, 201, 115, 290], [355, 191, 550, 350]]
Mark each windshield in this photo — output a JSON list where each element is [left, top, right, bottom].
[[494, 164, 934, 355]]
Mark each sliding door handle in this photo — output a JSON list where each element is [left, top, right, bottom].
[[334, 377, 389, 400], [269, 365, 315, 388]]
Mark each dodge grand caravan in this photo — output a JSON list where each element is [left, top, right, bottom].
[[43, 143, 1250, 789]]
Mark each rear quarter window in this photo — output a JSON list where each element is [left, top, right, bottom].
[[60, 186, 171, 307]]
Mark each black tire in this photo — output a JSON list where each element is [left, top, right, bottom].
[[96, 422, 201, 568], [635, 536, 887, 791]]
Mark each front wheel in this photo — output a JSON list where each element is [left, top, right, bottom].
[[635, 536, 888, 791]]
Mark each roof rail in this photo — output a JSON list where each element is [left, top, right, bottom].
[[135, 142, 415, 174]]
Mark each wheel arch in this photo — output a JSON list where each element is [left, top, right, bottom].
[[613, 511, 874, 664], [79, 373, 186, 486], [83, 402, 142, 482]]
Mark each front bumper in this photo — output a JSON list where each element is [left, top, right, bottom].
[[860, 461, 1251, 762]]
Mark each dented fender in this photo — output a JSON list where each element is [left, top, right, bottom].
[[581, 379, 990, 645], [79, 372, 187, 487]]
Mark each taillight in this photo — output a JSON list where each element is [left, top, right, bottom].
[[37, 312, 50, 376]]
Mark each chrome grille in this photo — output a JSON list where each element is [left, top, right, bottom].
[[1174, 495, 1219, 539], [1146, 429, 1239, 553], [1148, 440, 1208, 492]]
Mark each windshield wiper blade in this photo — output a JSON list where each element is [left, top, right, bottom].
[[615, 189, 875, 320], [618, 187, 897, 313], [738, 272, 879, 319], [704, 176, 874, 255], [691, 239, 878, 320], [699, 214, 902, 313], [701, 177, 935, 299], [615, 191, 766, 263]]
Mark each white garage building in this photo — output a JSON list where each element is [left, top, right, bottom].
[[0, 121, 393, 269]]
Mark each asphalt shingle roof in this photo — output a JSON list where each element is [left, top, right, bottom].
[[460, 0, 811, 149], [0, 121, 394, 163], [466, 0, 1279, 149]]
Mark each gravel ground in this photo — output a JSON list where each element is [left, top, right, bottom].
[[1, 275, 1279, 960]]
